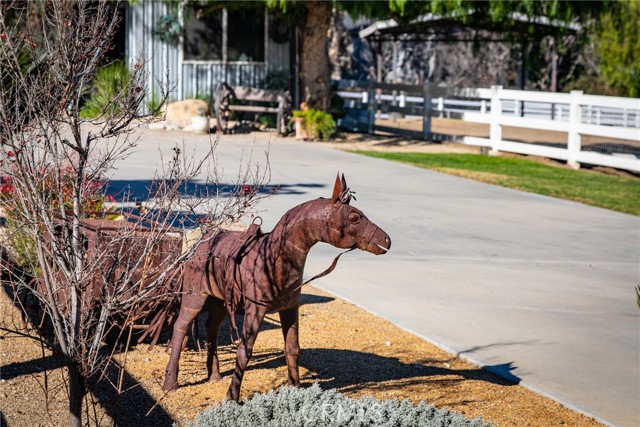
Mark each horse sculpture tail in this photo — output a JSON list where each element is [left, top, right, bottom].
[[136, 265, 186, 350]]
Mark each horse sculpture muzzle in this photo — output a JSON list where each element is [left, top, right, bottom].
[[360, 222, 391, 255]]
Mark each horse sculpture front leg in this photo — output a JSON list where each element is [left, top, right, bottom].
[[279, 306, 300, 386], [225, 304, 266, 401]]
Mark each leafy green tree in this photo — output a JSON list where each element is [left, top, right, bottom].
[[595, 0, 640, 97], [265, 0, 431, 111], [267, 0, 605, 108], [214, 1, 619, 107]]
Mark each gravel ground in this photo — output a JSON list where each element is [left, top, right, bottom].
[[0, 284, 602, 427]]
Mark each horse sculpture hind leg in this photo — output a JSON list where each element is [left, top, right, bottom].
[[163, 292, 208, 391], [205, 297, 227, 382]]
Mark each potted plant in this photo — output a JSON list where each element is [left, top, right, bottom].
[[291, 103, 336, 141]]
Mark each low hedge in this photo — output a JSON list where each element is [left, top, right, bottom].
[[187, 384, 491, 427]]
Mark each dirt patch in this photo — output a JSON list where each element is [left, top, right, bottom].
[[432, 168, 510, 185], [0, 285, 602, 427], [323, 130, 483, 154]]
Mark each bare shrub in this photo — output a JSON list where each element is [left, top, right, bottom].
[[0, 1, 267, 426]]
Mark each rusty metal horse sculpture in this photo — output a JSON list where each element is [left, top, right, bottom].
[[162, 174, 391, 400]]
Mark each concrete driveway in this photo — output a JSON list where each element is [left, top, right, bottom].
[[112, 130, 639, 427]]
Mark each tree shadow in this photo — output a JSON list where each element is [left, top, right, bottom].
[[0, 350, 176, 426], [172, 292, 335, 351], [90, 359, 175, 427], [248, 347, 520, 394], [0, 354, 65, 381], [457, 341, 535, 384], [170, 292, 338, 386], [300, 293, 334, 306], [105, 180, 326, 203], [225, 120, 260, 134], [0, 282, 176, 426]]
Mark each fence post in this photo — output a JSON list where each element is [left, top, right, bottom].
[[489, 85, 503, 155], [567, 90, 583, 169], [422, 81, 432, 140], [367, 82, 376, 135]]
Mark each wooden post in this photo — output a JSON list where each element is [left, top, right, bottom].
[[422, 81, 432, 141], [489, 85, 503, 156], [437, 97, 444, 118], [276, 93, 284, 135], [567, 90, 583, 169], [367, 82, 376, 135]]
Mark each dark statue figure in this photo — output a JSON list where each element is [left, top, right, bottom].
[[162, 174, 391, 400]]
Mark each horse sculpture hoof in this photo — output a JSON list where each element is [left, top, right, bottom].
[[162, 378, 179, 392], [208, 373, 223, 382], [225, 392, 239, 402]]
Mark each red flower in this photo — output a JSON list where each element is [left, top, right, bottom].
[[0, 175, 14, 196], [0, 34, 7, 41]]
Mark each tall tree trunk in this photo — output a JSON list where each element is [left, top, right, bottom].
[[301, 1, 332, 111], [329, 10, 343, 81], [68, 363, 86, 427]]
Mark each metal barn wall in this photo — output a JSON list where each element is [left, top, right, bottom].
[[126, 2, 290, 108], [126, 2, 180, 105]]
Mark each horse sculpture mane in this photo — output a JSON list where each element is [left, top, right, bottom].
[[162, 173, 391, 401]]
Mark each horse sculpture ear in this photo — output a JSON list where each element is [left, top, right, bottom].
[[331, 173, 352, 204], [331, 172, 343, 203]]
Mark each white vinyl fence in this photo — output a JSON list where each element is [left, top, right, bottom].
[[463, 87, 640, 172], [334, 80, 640, 172]]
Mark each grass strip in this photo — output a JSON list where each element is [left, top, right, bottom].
[[354, 151, 640, 216]]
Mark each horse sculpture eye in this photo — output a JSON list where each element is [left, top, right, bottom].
[[348, 213, 361, 224]]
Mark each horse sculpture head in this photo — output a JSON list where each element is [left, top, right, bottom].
[[321, 174, 391, 255]]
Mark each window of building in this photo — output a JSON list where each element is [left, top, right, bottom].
[[183, 9, 223, 61], [227, 8, 265, 62], [183, 7, 265, 62]]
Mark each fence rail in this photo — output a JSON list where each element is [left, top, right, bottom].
[[334, 80, 640, 172]]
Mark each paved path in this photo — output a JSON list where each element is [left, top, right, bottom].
[[114, 130, 639, 427]]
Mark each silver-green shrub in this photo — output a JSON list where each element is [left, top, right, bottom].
[[186, 384, 491, 427]]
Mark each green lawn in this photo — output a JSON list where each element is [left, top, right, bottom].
[[354, 151, 640, 216]]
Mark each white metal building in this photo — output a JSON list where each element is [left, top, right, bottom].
[[123, 2, 292, 106]]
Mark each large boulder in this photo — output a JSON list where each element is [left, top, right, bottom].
[[149, 99, 210, 133]]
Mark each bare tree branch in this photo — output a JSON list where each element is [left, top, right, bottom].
[[0, 1, 269, 426]]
